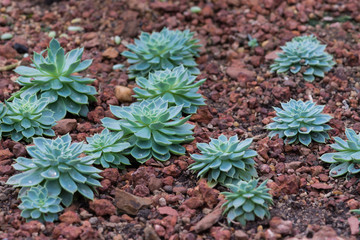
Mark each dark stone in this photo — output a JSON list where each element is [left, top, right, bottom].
[[13, 43, 28, 54]]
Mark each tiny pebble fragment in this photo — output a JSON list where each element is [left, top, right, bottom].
[[1, 33, 13, 40]]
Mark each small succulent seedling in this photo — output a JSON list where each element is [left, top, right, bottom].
[[270, 35, 335, 82], [222, 179, 272, 226], [266, 99, 332, 146], [18, 186, 63, 223], [0, 103, 7, 137], [84, 128, 131, 169], [189, 135, 258, 187], [320, 128, 360, 177], [122, 28, 201, 79], [133, 65, 206, 114], [102, 98, 194, 163], [1, 94, 56, 141], [248, 35, 258, 48], [7, 134, 102, 207], [13, 38, 97, 120]]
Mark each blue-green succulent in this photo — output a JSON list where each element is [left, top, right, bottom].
[[133, 65, 206, 115], [222, 179, 272, 226], [189, 135, 258, 187], [84, 128, 131, 169], [12, 38, 97, 120], [18, 186, 63, 223], [321, 128, 360, 177], [7, 134, 102, 206], [1, 94, 56, 142], [266, 99, 332, 146], [0, 103, 7, 138], [102, 98, 194, 163], [270, 35, 335, 82], [122, 28, 201, 79]]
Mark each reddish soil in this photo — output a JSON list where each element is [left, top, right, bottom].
[[1, 0, 360, 239]]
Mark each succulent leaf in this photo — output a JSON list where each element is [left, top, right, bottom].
[[6, 134, 102, 206], [266, 99, 332, 146], [0, 103, 7, 138], [122, 28, 201, 79], [13, 39, 96, 120], [84, 128, 131, 169], [1, 94, 56, 142], [222, 179, 273, 226], [320, 128, 360, 177], [189, 135, 258, 186], [18, 185, 63, 223], [134, 65, 206, 114], [101, 98, 194, 163], [270, 35, 335, 82]]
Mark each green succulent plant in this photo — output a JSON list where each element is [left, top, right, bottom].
[[248, 35, 258, 48], [122, 28, 201, 79], [18, 186, 63, 223], [189, 135, 258, 187], [102, 98, 194, 163], [1, 94, 56, 142], [0, 103, 7, 137], [7, 134, 102, 207], [266, 99, 332, 146], [320, 128, 360, 177], [222, 179, 273, 226], [84, 128, 131, 169], [12, 38, 97, 120], [270, 35, 335, 82], [133, 65, 206, 114]]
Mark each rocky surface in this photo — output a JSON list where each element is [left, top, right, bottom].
[[0, 0, 360, 239]]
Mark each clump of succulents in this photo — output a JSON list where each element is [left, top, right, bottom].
[[1, 94, 56, 141], [102, 98, 194, 163], [84, 128, 131, 169], [266, 99, 332, 146], [270, 35, 335, 82], [0, 103, 7, 137], [122, 28, 201, 79], [18, 186, 63, 223], [133, 65, 206, 114], [222, 179, 272, 226], [7, 134, 102, 206], [320, 128, 360, 177], [12, 38, 96, 120], [189, 135, 258, 187]]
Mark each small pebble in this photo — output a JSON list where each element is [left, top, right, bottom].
[[163, 185, 173, 193], [48, 31, 56, 38], [68, 26, 84, 32], [159, 197, 166, 206], [190, 6, 201, 13], [114, 36, 121, 45], [89, 217, 98, 224], [1, 33, 13, 40]]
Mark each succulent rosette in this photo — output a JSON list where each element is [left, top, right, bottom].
[[122, 28, 201, 79], [102, 98, 194, 163], [84, 128, 131, 169], [1, 94, 56, 141], [12, 38, 97, 120], [18, 186, 63, 223], [266, 99, 332, 146], [133, 65, 206, 114], [270, 35, 335, 82], [189, 135, 258, 187], [7, 134, 102, 206], [321, 128, 360, 177], [222, 179, 273, 226]]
